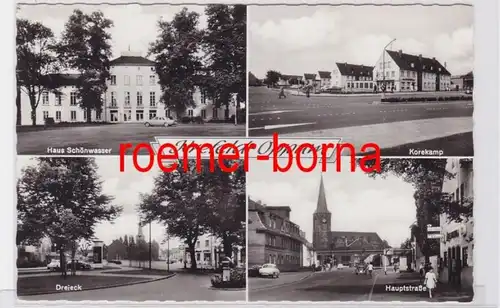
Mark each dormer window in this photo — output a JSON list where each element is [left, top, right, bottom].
[[431, 66, 433, 70], [438, 68, 441, 72], [411, 63, 415, 68], [423, 65, 426, 69]]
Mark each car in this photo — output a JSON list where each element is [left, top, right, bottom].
[[67, 260, 92, 270], [337, 263, 345, 270], [144, 116, 177, 127], [355, 264, 367, 275], [248, 265, 262, 277], [47, 259, 61, 271], [258, 263, 280, 278], [465, 88, 473, 95]]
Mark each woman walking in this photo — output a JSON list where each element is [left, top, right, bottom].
[[424, 266, 438, 298]]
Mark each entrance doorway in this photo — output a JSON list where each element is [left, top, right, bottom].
[[110, 111, 118, 122]]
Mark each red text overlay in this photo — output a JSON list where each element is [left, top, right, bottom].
[[119, 134, 381, 173]]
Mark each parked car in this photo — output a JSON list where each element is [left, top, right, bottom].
[[355, 264, 367, 275], [144, 116, 177, 127], [337, 263, 345, 270], [47, 259, 61, 271], [67, 260, 92, 270], [258, 263, 280, 278], [248, 265, 262, 277]]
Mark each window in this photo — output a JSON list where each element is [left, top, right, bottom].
[[42, 92, 49, 105], [124, 75, 130, 86], [43, 111, 49, 119], [462, 247, 468, 267], [55, 94, 62, 106], [136, 110, 144, 121], [391, 71, 395, 77], [201, 109, 206, 119], [196, 241, 200, 248], [205, 240, 209, 247], [196, 253, 200, 261], [110, 75, 116, 85], [111, 92, 117, 106], [70, 92, 77, 106], [212, 108, 218, 119], [410, 63, 415, 68], [136, 75, 143, 86], [70, 110, 77, 121], [165, 109, 171, 118], [83, 110, 87, 120], [149, 75, 155, 85], [124, 92, 130, 106], [188, 109, 193, 117], [149, 110, 157, 120], [55, 111, 61, 121], [149, 92, 156, 106], [370, 83, 373, 89], [137, 92, 143, 106], [365, 82, 368, 88]]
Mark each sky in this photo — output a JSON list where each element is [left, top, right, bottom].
[[248, 4, 474, 78], [17, 4, 208, 59], [247, 159, 417, 248], [16, 156, 184, 250]]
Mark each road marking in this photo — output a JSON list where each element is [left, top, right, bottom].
[[249, 110, 301, 116], [248, 122, 317, 131], [368, 272, 380, 301]]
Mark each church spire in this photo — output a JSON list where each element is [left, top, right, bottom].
[[315, 173, 330, 213]]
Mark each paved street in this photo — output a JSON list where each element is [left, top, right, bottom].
[[17, 123, 245, 155], [248, 87, 473, 156], [249, 269, 461, 302], [19, 271, 244, 301]]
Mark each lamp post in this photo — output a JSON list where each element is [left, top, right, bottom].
[[381, 38, 397, 99], [166, 233, 170, 272], [149, 221, 152, 270]]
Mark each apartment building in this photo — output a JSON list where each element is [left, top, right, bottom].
[[439, 158, 474, 289], [331, 62, 374, 92], [372, 49, 452, 92]]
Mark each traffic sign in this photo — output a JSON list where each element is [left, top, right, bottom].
[[427, 226, 440, 232], [427, 233, 442, 239]]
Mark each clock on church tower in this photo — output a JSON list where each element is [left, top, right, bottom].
[[313, 174, 331, 250]]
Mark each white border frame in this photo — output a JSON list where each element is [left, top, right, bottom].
[[3, 0, 499, 307]]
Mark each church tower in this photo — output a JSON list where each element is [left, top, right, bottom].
[[137, 223, 144, 242], [313, 173, 331, 251]]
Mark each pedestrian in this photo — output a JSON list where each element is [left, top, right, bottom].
[[419, 262, 425, 283], [367, 262, 374, 277], [424, 266, 437, 298], [306, 86, 311, 98], [278, 86, 286, 99]]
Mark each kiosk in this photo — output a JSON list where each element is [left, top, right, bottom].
[[92, 240, 104, 269], [221, 260, 231, 282]]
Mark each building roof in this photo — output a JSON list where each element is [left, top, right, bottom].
[[38, 73, 80, 87], [110, 55, 155, 66], [281, 74, 303, 80], [329, 231, 386, 250], [318, 71, 332, 79], [386, 50, 451, 75], [462, 71, 473, 80], [335, 62, 374, 78], [304, 73, 317, 80]]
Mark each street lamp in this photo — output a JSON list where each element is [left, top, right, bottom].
[[166, 232, 170, 272], [149, 221, 152, 270], [381, 38, 397, 99]]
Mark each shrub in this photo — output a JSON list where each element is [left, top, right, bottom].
[[180, 116, 192, 124], [381, 95, 473, 103], [210, 268, 246, 289]]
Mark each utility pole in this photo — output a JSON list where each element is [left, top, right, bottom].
[[149, 221, 152, 270], [381, 38, 396, 99], [167, 234, 170, 272]]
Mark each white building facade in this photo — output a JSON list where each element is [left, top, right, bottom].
[[183, 233, 244, 269], [439, 158, 474, 289], [372, 49, 452, 92], [331, 62, 374, 92], [317, 71, 332, 89], [19, 51, 238, 125]]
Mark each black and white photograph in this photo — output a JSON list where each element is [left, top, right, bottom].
[[247, 158, 474, 302], [16, 157, 246, 301], [248, 4, 474, 156], [16, 4, 246, 155]]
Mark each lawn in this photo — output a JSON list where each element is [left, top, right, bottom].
[[102, 269, 173, 276], [17, 274, 150, 296]]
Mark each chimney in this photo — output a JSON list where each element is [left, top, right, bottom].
[[398, 49, 402, 57], [418, 54, 422, 61], [432, 57, 436, 61]]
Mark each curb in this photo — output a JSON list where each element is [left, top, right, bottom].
[[250, 272, 314, 292], [209, 286, 246, 291], [18, 273, 176, 297]]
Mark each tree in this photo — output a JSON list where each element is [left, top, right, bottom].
[[17, 158, 122, 277], [400, 238, 412, 249], [16, 18, 61, 126], [207, 160, 246, 258], [148, 8, 203, 118], [265, 70, 281, 87], [137, 160, 222, 270], [57, 9, 113, 123], [203, 5, 246, 119]]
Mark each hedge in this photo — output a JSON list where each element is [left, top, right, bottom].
[[381, 96, 473, 103], [210, 268, 246, 289]]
